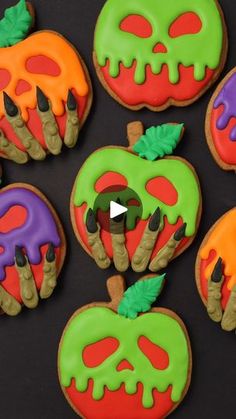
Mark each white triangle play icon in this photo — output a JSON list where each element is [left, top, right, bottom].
[[110, 201, 128, 219]]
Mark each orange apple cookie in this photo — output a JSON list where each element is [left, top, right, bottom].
[[0, 173, 66, 315], [93, 0, 227, 111], [0, 0, 92, 163], [205, 67, 236, 170], [196, 208, 236, 332], [71, 122, 202, 273], [58, 274, 192, 419]]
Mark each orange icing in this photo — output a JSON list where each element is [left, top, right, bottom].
[[0, 31, 89, 121], [200, 208, 236, 290]]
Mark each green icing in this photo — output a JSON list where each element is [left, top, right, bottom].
[[133, 124, 183, 160], [59, 307, 190, 408], [0, 0, 32, 48], [94, 0, 224, 84], [73, 148, 200, 236], [118, 275, 165, 319]]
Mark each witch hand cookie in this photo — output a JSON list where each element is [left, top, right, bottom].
[[93, 0, 227, 111], [71, 122, 202, 273], [0, 178, 66, 316], [205, 67, 236, 171], [0, 0, 92, 163], [58, 274, 192, 419], [196, 208, 236, 332]]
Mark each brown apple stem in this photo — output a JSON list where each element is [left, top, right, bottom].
[[107, 275, 125, 309], [127, 121, 144, 148]]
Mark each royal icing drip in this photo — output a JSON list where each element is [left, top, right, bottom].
[[59, 307, 189, 409], [0, 31, 89, 121], [0, 187, 61, 281], [73, 149, 200, 237], [95, 0, 223, 84], [214, 72, 236, 141], [200, 208, 236, 291]]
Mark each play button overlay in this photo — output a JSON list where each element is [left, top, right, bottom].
[[110, 200, 128, 219], [93, 185, 143, 233]]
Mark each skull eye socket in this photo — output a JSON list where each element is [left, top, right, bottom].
[[95, 172, 128, 193], [83, 337, 119, 368], [25, 55, 61, 77], [120, 14, 153, 38], [0, 206, 27, 233], [0, 69, 11, 91], [146, 177, 178, 206], [169, 12, 202, 38], [138, 336, 169, 370]]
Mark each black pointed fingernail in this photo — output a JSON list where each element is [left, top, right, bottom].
[[3, 92, 18, 117], [174, 223, 187, 241], [67, 90, 77, 111], [86, 209, 98, 233], [212, 257, 223, 283], [15, 246, 27, 267], [37, 86, 49, 112], [149, 207, 161, 232], [46, 243, 56, 263]]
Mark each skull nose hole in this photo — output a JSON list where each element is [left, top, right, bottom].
[[15, 79, 32, 96], [153, 42, 168, 54], [117, 359, 134, 371]]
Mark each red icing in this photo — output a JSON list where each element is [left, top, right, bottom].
[[26, 55, 61, 76], [138, 336, 169, 370], [15, 79, 32, 96], [146, 177, 178, 206], [116, 359, 134, 371], [120, 15, 153, 38], [74, 204, 189, 261], [153, 43, 168, 54], [1, 244, 62, 303], [0, 205, 27, 233], [83, 338, 119, 368], [169, 12, 202, 38], [95, 172, 128, 193], [0, 69, 11, 90], [0, 88, 88, 152], [210, 105, 236, 165], [0, 57, 88, 155], [101, 62, 215, 107], [66, 378, 174, 419], [199, 250, 231, 310]]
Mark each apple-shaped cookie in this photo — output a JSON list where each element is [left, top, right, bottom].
[[58, 274, 192, 418], [93, 0, 227, 111], [71, 122, 202, 273], [0, 180, 66, 316], [0, 0, 92, 163], [196, 208, 236, 332], [205, 67, 236, 170]]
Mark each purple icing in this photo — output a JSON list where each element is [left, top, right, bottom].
[[214, 73, 236, 141], [0, 187, 61, 281]]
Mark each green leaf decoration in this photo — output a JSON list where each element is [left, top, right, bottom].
[[133, 123, 184, 161], [0, 0, 33, 48], [118, 274, 166, 320]]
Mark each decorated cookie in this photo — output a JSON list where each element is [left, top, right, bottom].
[[58, 274, 192, 418], [196, 208, 236, 332], [0, 180, 66, 316], [93, 0, 227, 111], [0, 0, 92, 164], [205, 67, 236, 171], [71, 122, 202, 273]]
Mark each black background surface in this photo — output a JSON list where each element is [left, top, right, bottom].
[[0, 0, 235, 418]]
